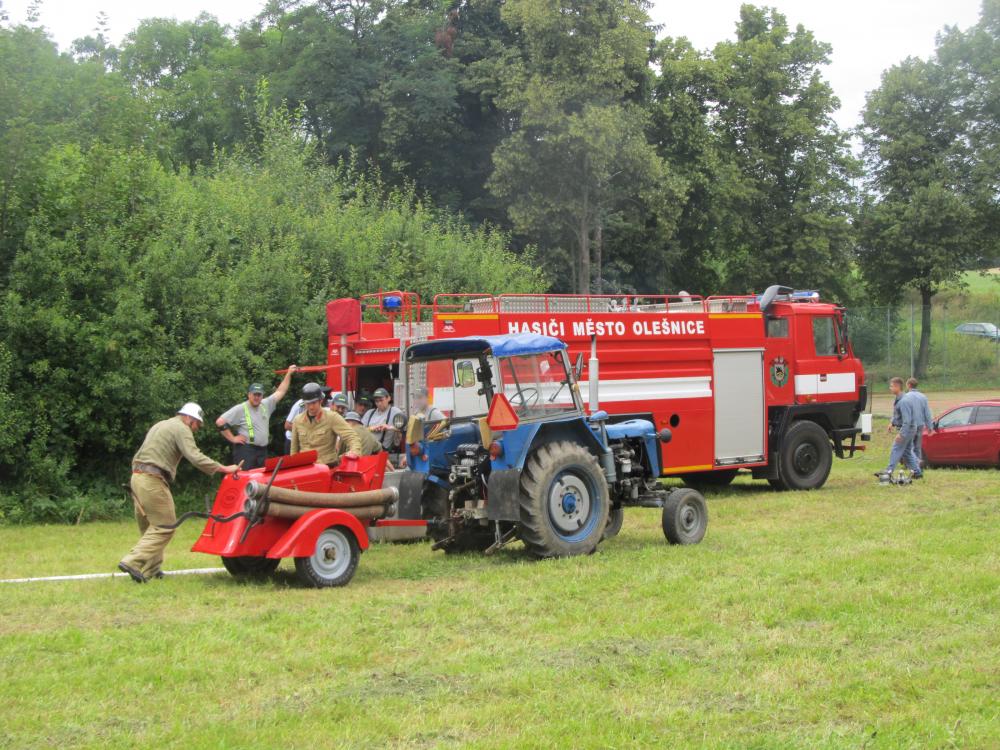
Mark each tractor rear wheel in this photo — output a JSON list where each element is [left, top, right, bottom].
[[603, 506, 624, 540], [661, 488, 708, 545], [518, 441, 609, 558], [221, 556, 280, 579], [294, 526, 360, 588], [771, 420, 832, 491]]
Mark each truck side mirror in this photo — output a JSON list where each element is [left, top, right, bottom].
[[658, 428, 672, 444]]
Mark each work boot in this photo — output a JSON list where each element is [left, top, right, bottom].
[[117, 561, 147, 584]]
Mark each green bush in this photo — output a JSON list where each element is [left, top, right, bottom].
[[0, 104, 545, 523]]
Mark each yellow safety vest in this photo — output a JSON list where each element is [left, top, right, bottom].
[[243, 401, 268, 444]]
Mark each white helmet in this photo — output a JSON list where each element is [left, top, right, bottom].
[[177, 402, 205, 424]]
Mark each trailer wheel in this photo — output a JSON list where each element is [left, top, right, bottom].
[[772, 420, 832, 491], [661, 488, 708, 545], [294, 526, 360, 588], [603, 506, 624, 540], [221, 556, 280, 579], [683, 469, 737, 489], [518, 441, 609, 558]]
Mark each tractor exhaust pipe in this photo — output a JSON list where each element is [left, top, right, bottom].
[[588, 334, 599, 413]]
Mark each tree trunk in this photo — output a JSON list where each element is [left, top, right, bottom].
[[594, 221, 603, 294], [915, 286, 933, 379]]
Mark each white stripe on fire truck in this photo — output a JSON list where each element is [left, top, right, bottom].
[[793, 373, 856, 396], [577, 376, 712, 403]]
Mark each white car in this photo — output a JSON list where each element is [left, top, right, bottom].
[[955, 322, 1000, 341]]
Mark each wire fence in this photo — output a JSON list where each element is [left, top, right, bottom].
[[848, 306, 1000, 389]]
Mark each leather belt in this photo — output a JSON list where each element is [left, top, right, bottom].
[[132, 462, 169, 481]]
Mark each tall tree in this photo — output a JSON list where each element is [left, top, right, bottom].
[[701, 5, 858, 296], [487, 0, 677, 293], [858, 53, 990, 378]]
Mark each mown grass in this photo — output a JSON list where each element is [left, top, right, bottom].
[[1, 425, 998, 749]]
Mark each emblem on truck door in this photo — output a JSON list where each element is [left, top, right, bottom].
[[769, 357, 789, 388]]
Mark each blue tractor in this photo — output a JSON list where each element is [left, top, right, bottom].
[[397, 334, 708, 558]]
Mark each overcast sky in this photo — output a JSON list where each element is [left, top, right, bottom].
[[4, 0, 986, 130]]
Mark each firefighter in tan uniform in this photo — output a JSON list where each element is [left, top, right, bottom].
[[118, 403, 239, 583], [342, 411, 383, 457], [291, 383, 362, 465]]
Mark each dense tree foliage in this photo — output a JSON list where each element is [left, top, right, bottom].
[[858, 1, 1000, 377], [0, 1, 997, 514]]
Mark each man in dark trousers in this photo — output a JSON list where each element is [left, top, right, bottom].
[[878, 377, 922, 480], [119, 403, 239, 583], [906, 377, 934, 469], [216, 366, 297, 468]]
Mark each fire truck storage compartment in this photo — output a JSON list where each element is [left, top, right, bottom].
[[712, 348, 765, 464]]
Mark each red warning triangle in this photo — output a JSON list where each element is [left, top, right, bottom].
[[487, 393, 520, 431]]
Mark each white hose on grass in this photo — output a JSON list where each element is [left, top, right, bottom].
[[0, 567, 226, 583]]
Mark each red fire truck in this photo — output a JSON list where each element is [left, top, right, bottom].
[[319, 285, 871, 491]]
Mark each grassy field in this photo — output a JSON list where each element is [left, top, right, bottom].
[[1, 423, 998, 749]]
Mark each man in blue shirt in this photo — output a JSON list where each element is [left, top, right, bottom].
[[878, 377, 923, 479], [906, 377, 934, 472]]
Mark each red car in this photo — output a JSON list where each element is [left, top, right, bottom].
[[922, 399, 1000, 467]]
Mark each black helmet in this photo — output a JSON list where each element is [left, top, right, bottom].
[[301, 382, 324, 403]]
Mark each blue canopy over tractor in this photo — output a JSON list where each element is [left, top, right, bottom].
[[405, 333, 567, 359]]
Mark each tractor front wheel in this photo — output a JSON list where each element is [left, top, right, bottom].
[[603, 506, 624, 540], [518, 441, 609, 558], [661, 488, 708, 545], [221, 556, 280, 579], [294, 526, 360, 588]]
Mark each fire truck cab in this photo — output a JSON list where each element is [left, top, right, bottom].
[[323, 285, 870, 491]]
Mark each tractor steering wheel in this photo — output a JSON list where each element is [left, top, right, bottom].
[[510, 387, 540, 409]]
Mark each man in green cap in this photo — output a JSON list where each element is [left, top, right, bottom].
[[342, 411, 383, 457], [118, 403, 240, 583], [363, 386, 405, 467], [216, 365, 298, 469], [329, 392, 349, 416]]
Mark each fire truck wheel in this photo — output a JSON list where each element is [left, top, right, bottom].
[[603, 506, 624, 540], [775, 420, 833, 491], [518, 441, 610, 558], [294, 526, 360, 588], [683, 469, 738, 489], [221, 556, 280, 579], [661, 488, 708, 545]]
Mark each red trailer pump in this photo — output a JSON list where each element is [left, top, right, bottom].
[[188, 451, 413, 587], [321, 285, 871, 491]]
